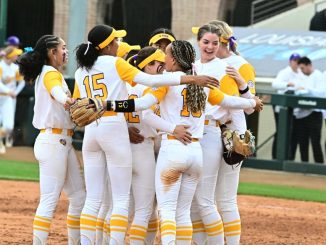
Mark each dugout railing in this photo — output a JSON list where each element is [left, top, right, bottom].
[[244, 92, 326, 175]]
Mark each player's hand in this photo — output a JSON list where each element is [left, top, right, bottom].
[[128, 126, 144, 144], [253, 96, 263, 112], [287, 82, 295, 87], [64, 97, 76, 110], [189, 75, 219, 89], [226, 66, 246, 89], [173, 125, 192, 145]]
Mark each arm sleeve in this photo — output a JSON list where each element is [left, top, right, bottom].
[[220, 95, 256, 109], [142, 109, 176, 133], [44, 71, 68, 104], [134, 93, 158, 111], [134, 72, 181, 87], [15, 80, 25, 95], [208, 88, 256, 109], [51, 86, 68, 104]]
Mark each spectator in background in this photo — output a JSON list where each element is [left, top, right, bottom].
[[272, 53, 304, 160], [294, 57, 325, 163]]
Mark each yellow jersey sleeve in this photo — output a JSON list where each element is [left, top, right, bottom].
[[0, 67, 2, 79], [72, 81, 81, 99], [219, 74, 239, 96], [148, 86, 169, 102], [116, 57, 140, 86], [208, 87, 225, 105], [15, 70, 24, 81], [239, 63, 256, 94], [43, 71, 63, 94]]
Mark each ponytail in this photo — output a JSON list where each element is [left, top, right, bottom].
[[17, 35, 60, 83], [75, 42, 100, 70]]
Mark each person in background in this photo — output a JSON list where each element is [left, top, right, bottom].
[[5, 36, 21, 48], [0, 46, 25, 152], [294, 56, 325, 163], [272, 53, 304, 160], [148, 28, 176, 53]]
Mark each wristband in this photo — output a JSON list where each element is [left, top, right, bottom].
[[239, 86, 249, 94], [107, 99, 135, 112]]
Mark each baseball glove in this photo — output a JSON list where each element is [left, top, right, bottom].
[[70, 98, 105, 127], [222, 128, 256, 165]]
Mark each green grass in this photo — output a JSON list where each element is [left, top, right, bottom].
[[0, 160, 39, 181], [1, 159, 326, 203], [238, 182, 326, 203]]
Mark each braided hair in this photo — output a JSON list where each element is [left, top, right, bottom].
[[170, 40, 207, 113], [17, 35, 60, 83]]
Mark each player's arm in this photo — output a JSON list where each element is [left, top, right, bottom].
[[208, 87, 263, 111], [105, 86, 167, 112], [43, 71, 72, 105], [116, 58, 218, 88]]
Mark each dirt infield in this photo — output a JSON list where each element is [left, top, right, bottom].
[[1, 179, 326, 244]]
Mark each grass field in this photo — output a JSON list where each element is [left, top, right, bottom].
[[1, 159, 326, 203]]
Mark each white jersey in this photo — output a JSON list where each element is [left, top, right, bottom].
[[125, 83, 157, 138], [223, 53, 256, 94], [0, 60, 23, 90], [150, 71, 224, 139], [222, 54, 256, 133], [195, 58, 238, 123], [74, 56, 138, 101], [33, 65, 72, 129]]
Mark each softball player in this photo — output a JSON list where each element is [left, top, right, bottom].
[[0, 46, 25, 150], [17, 35, 86, 245], [107, 40, 259, 245], [189, 24, 262, 245], [73, 24, 218, 245], [148, 28, 176, 53], [126, 47, 165, 245], [210, 20, 256, 245]]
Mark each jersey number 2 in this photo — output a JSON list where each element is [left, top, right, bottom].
[[125, 94, 140, 123], [83, 73, 108, 99]]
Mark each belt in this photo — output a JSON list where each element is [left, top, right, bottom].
[[204, 119, 221, 127], [40, 128, 74, 136], [102, 111, 117, 117], [167, 135, 199, 142]]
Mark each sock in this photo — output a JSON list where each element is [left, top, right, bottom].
[[95, 217, 104, 244], [67, 214, 81, 245], [129, 223, 147, 244], [160, 220, 176, 245], [192, 219, 207, 245], [221, 211, 241, 245], [80, 213, 97, 244], [202, 214, 224, 245], [176, 225, 192, 245], [33, 215, 51, 245], [146, 218, 159, 244], [109, 213, 129, 244]]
